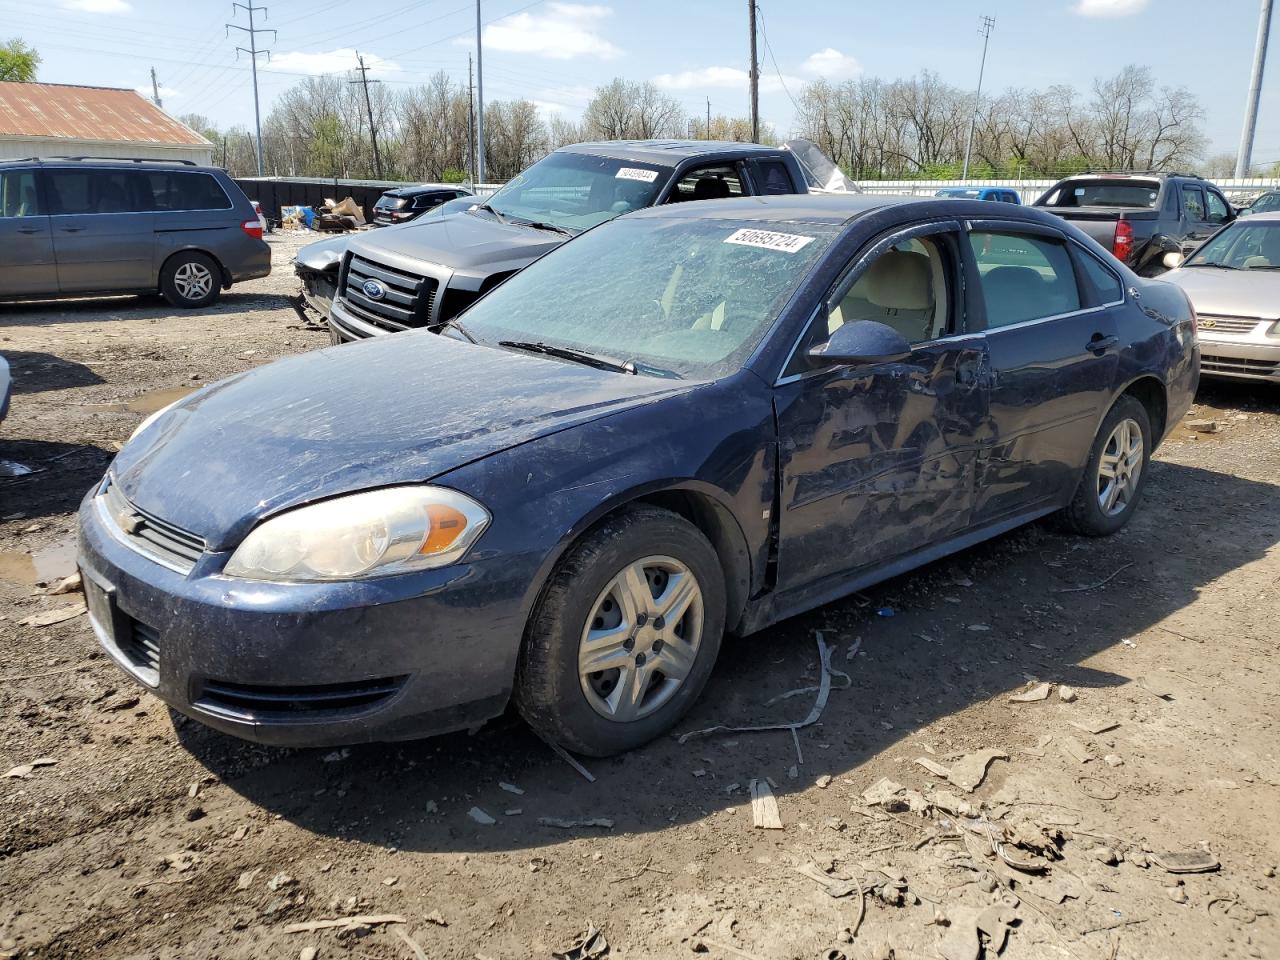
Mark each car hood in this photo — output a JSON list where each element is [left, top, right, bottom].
[[348, 209, 566, 273], [1160, 267, 1280, 320], [111, 335, 690, 550]]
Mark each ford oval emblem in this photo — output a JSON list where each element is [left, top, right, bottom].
[[362, 278, 387, 300]]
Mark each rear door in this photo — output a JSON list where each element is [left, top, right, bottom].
[[0, 167, 57, 296], [964, 220, 1121, 525], [46, 167, 155, 292]]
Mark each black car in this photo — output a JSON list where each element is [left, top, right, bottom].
[[372, 184, 473, 227]]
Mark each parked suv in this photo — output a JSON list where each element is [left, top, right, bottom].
[[1033, 172, 1233, 275], [0, 157, 270, 308], [372, 184, 473, 227]]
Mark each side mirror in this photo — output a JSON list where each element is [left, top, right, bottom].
[[1163, 251, 1186, 270], [808, 319, 912, 367]]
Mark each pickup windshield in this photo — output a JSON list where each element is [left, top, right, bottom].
[[457, 216, 839, 379], [1039, 179, 1160, 209], [480, 152, 668, 233], [1187, 221, 1280, 270]]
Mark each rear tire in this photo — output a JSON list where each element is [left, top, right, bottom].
[[160, 252, 221, 309], [514, 505, 726, 757], [1058, 394, 1152, 536]]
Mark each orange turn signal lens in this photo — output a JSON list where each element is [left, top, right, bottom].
[[421, 503, 469, 555]]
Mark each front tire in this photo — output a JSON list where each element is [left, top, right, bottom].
[[160, 252, 221, 309], [1058, 394, 1152, 536], [515, 505, 726, 757]]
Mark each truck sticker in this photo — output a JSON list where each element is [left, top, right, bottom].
[[723, 228, 815, 253], [615, 167, 659, 183]]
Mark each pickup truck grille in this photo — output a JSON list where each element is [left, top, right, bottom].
[[1197, 315, 1264, 335], [341, 253, 438, 332]]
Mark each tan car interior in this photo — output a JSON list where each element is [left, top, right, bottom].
[[1242, 229, 1280, 269], [827, 239, 948, 343]]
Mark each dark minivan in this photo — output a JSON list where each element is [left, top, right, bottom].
[[372, 184, 474, 227], [0, 157, 270, 308]]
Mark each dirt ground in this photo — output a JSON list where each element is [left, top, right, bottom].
[[0, 231, 1277, 960]]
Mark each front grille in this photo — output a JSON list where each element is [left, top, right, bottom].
[[118, 618, 161, 675], [101, 480, 205, 572], [1199, 315, 1264, 335], [341, 253, 438, 332], [195, 676, 407, 722], [1201, 354, 1280, 376]]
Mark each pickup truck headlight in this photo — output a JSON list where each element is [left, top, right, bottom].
[[224, 486, 490, 582]]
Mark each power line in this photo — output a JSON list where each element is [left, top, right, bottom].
[[226, 2, 276, 177], [757, 9, 799, 116]]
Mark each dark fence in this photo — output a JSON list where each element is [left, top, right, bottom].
[[233, 176, 414, 224]]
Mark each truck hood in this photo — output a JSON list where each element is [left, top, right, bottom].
[[347, 209, 566, 274], [111, 334, 689, 550], [1160, 267, 1280, 320]]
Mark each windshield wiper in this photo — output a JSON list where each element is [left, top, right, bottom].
[[1184, 262, 1239, 270], [1247, 264, 1280, 270], [438, 317, 478, 343], [476, 202, 507, 224], [497, 340, 680, 379], [508, 216, 575, 236]]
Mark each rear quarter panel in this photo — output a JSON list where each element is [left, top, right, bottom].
[[1113, 276, 1199, 441]]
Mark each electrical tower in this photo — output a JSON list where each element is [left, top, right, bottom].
[[226, 2, 275, 177], [961, 15, 995, 182], [349, 52, 384, 178]]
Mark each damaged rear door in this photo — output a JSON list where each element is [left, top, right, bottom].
[[772, 219, 990, 595]]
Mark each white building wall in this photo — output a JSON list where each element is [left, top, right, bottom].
[[0, 136, 214, 165]]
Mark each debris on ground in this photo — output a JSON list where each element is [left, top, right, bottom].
[[947, 749, 1008, 792], [1150, 850, 1220, 874], [749, 779, 783, 829], [46, 573, 82, 596], [1186, 419, 1219, 434], [468, 807, 497, 825], [17, 603, 86, 627], [499, 781, 525, 795], [1059, 736, 1094, 764], [537, 817, 615, 830], [3, 758, 56, 779], [1057, 684, 1078, 703], [283, 915, 406, 934], [0, 461, 35, 478], [1009, 682, 1053, 703], [1068, 718, 1119, 735], [552, 924, 609, 960], [915, 757, 952, 779]]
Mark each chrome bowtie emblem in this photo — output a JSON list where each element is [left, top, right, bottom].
[[362, 279, 386, 300]]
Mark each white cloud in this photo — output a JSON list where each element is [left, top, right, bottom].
[[1073, 0, 1148, 16], [61, 0, 132, 11], [268, 49, 401, 77], [532, 100, 569, 114], [468, 3, 621, 60], [653, 65, 801, 95], [135, 85, 182, 101], [800, 47, 862, 80]]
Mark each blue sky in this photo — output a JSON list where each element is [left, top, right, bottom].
[[5, 0, 1277, 166]]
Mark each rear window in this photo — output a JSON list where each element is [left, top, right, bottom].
[[145, 171, 231, 211], [1039, 179, 1160, 209]]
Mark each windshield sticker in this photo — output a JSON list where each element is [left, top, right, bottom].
[[616, 167, 659, 183], [723, 228, 816, 253]]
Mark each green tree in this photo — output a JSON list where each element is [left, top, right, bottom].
[[0, 38, 39, 82]]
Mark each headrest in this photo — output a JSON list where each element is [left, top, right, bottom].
[[862, 249, 932, 311], [692, 178, 731, 201]]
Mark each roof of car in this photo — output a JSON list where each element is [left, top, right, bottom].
[[384, 183, 472, 195], [627, 193, 917, 224], [556, 140, 785, 165], [1243, 211, 1280, 222]]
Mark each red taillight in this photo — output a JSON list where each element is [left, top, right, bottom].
[[242, 218, 263, 240], [1112, 220, 1133, 262]]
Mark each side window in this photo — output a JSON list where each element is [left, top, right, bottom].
[[829, 236, 953, 343], [47, 169, 149, 214], [169, 172, 232, 211], [1206, 191, 1230, 224], [0, 170, 41, 217], [46, 171, 92, 215], [667, 165, 743, 204], [1074, 247, 1123, 304], [750, 160, 796, 196], [1182, 186, 1206, 221], [968, 231, 1082, 328]]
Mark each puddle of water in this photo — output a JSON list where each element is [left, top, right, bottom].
[[0, 537, 78, 586], [88, 386, 195, 415]]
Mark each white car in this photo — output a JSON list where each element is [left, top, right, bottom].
[[1161, 212, 1280, 382]]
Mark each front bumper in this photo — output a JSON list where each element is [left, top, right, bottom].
[[77, 485, 529, 746], [328, 297, 386, 342], [1198, 331, 1280, 382]]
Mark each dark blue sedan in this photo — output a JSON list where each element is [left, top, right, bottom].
[[77, 195, 1199, 756]]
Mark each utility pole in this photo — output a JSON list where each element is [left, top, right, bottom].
[[150, 67, 162, 108], [467, 54, 477, 186], [961, 15, 995, 182], [475, 0, 486, 184], [706, 97, 711, 139], [349, 51, 384, 178], [226, 2, 275, 177], [747, 0, 759, 143], [1236, 0, 1274, 178]]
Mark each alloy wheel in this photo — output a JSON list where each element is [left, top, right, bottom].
[[1097, 417, 1143, 517], [578, 555, 704, 722]]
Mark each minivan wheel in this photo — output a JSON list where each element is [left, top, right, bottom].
[[160, 252, 221, 308], [1058, 394, 1152, 536], [515, 505, 726, 757]]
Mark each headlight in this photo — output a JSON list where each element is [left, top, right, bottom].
[[223, 486, 490, 582], [129, 399, 183, 441]]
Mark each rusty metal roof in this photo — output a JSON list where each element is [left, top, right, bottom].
[[0, 82, 209, 146]]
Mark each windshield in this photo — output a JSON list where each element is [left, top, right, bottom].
[[480, 152, 668, 233], [1250, 193, 1280, 214], [458, 216, 840, 379], [1040, 179, 1160, 209], [1188, 221, 1280, 270]]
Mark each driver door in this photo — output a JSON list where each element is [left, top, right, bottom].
[[772, 221, 991, 595]]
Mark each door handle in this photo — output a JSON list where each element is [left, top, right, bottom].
[[1087, 334, 1119, 355], [16, 227, 40, 234], [60, 226, 86, 233]]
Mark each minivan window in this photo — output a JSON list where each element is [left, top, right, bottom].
[[145, 171, 232, 211], [969, 231, 1082, 327], [0, 170, 41, 217], [47, 169, 154, 215]]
